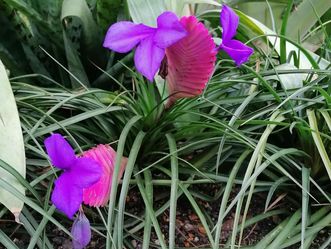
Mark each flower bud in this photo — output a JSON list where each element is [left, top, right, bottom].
[[71, 211, 91, 249]]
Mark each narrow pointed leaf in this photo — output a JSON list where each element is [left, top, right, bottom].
[[307, 109, 331, 180]]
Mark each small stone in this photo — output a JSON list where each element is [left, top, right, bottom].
[[184, 223, 194, 231], [198, 226, 206, 234], [189, 214, 198, 221]]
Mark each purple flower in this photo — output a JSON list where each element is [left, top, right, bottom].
[[71, 211, 91, 249], [219, 5, 254, 66], [103, 11, 188, 81], [44, 134, 102, 219]]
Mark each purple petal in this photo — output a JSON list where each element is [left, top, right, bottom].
[[71, 212, 91, 249], [103, 22, 155, 53], [154, 28, 187, 48], [220, 39, 254, 66], [220, 5, 239, 42], [70, 157, 102, 189], [157, 11, 181, 29], [154, 11, 188, 48], [44, 134, 76, 170], [51, 172, 82, 219], [134, 36, 165, 81]]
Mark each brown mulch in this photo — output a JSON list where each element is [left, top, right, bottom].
[[1, 184, 331, 248]]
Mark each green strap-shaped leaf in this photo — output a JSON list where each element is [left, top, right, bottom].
[[0, 59, 26, 221]]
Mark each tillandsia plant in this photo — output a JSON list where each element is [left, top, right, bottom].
[[103, 5, 253, 106], [44, 5, 253, 248], [44, 134, 127, 248]]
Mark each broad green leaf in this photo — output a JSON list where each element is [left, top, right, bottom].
[[126, 0, 166, 26], [0, 60, 26, 220], [184, 0, 220, 5], [31, 0, 62, 22], [62, 30, 90, 88], [61, 0, 106, 87], [0, 5, 28, 75], [286, 0, 331, 40], [97, 0, 123, 34], [0, 45, 25, 76], [166, 0, 221, 16], [264, 63, 306, 90], [302, 30, 325, 52], [236, 10, 266, 37], [1, 0, 44, 24], [62, 0, 103, 57], [0, 2, 54, 77], [127, 0, 220, 25], [235, 1, 286, 30], [247, 15, 330, 69]]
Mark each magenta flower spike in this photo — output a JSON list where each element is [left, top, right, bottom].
[[44, 134, 102, 219], [165, 16, 217, 105], [71, 211, 91, 249], [103, 11, 188, 81], [82, 144, 128, 207], [219, 5, 253, 66]]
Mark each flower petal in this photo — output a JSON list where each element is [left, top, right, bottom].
[[71, 157, 102, 189], [103, 22, 155, 53], [220, 39, 253, 66], [134, 36, 165, 81], [165, 16, 217, 104], [157, 11, 182, 29], [51, 172, 82, 219], [44, 134, 76, 170], [71, 212, 91, 249], [83, 144, 127, 207], [154, 11, 188, 48], [220, 5, 239, 41]]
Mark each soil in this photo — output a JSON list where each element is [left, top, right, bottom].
[[1, 184, 330, 249]]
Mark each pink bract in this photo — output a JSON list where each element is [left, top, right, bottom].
[[165, 16, 217, 105], [82, 144, 127, 207]]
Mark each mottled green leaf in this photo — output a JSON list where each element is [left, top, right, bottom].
[[97, 0, 123, 34], [62, 0, 107, 87]]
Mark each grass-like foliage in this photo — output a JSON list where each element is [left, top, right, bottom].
[[0, 0, 331, 249]]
